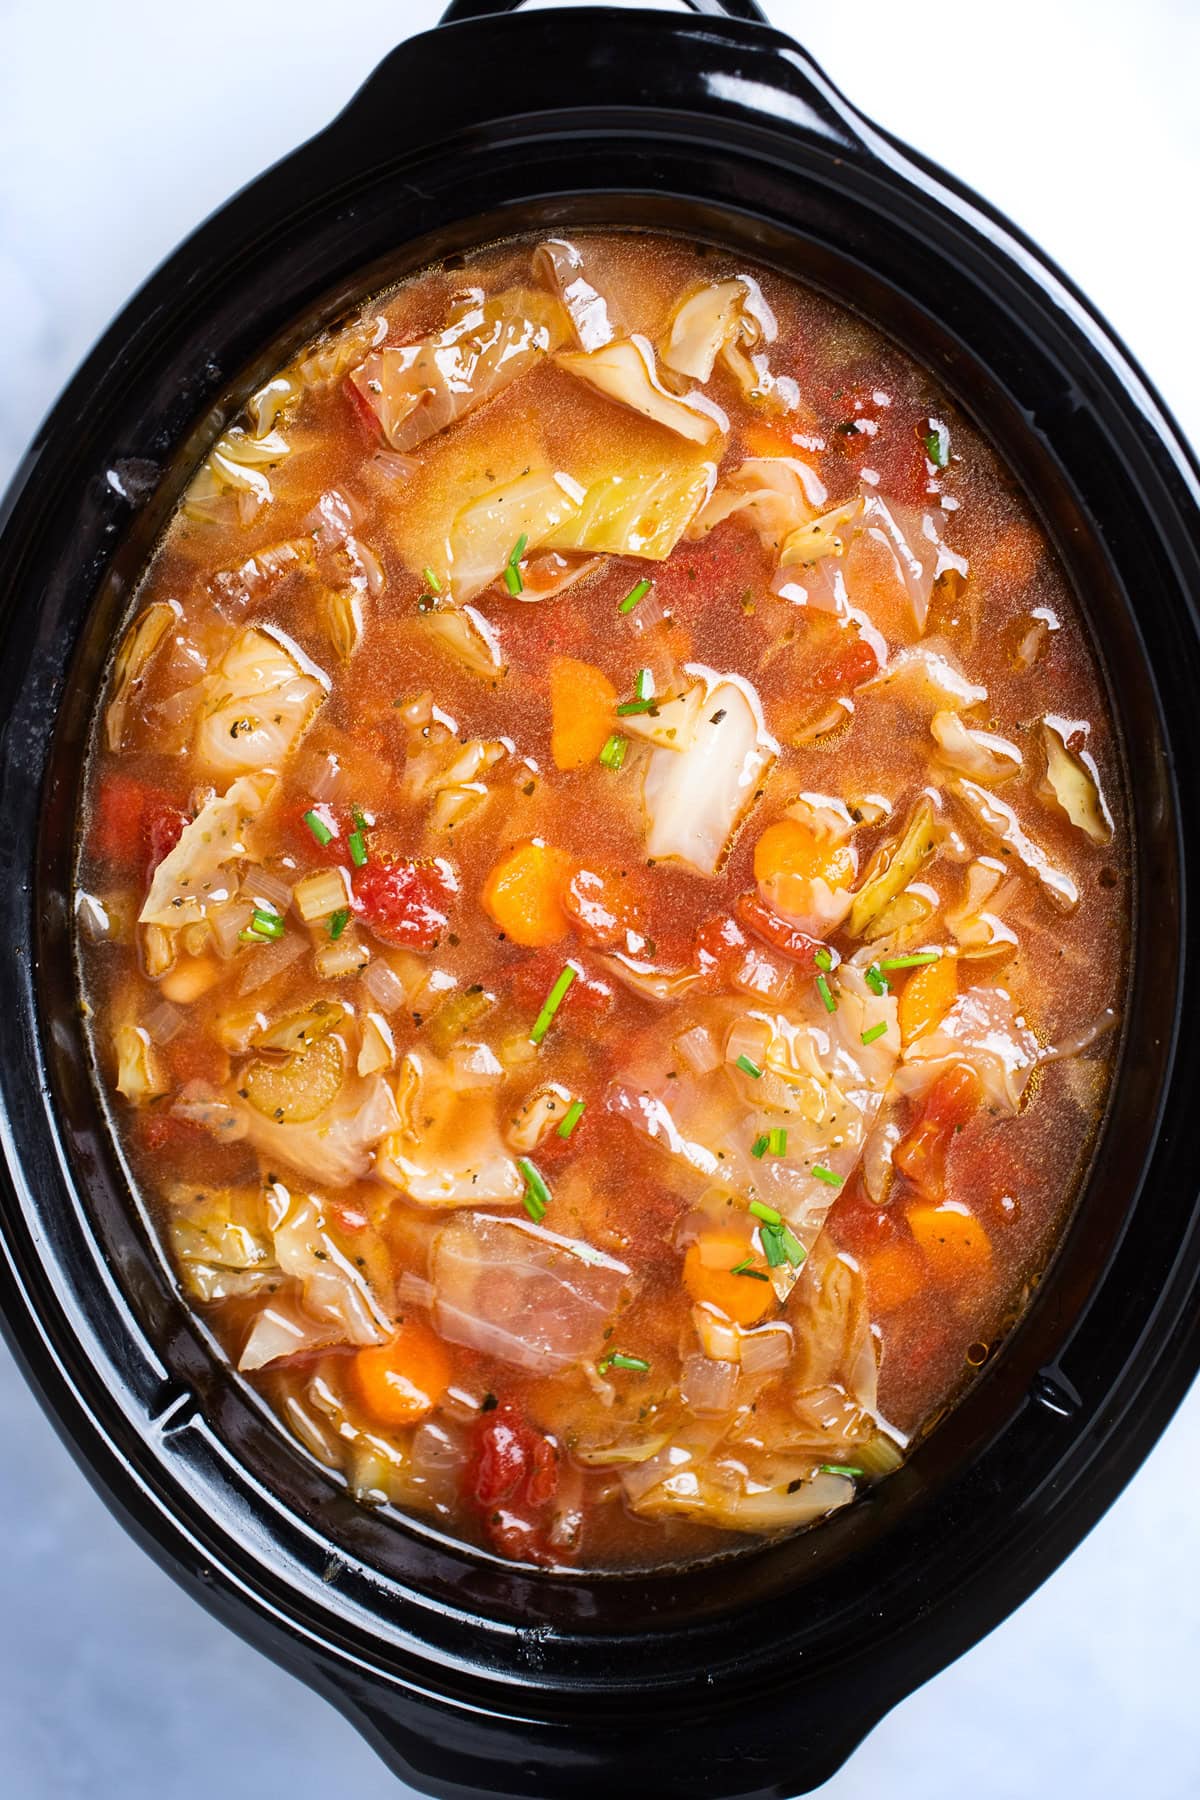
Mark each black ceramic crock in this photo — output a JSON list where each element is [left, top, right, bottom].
[[1, 3, 1198, 1795]]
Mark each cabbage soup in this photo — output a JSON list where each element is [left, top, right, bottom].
[[75, 232, 1127, 1568]]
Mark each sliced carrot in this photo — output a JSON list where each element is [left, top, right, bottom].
[[549, 656, 618, 770], [351, 1319, 452, 1428], [865, 1240, 926, 1313], [893, 1062, 981, 1203], [481, 838, 575, 946], [683, 1232, 775, 1327], [907, 1202, 992, 1287], [753, 817, 854, 916], [898, 956, 958, 1046]]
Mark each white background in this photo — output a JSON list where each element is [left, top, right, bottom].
[[0, 3, 1197, 1796]]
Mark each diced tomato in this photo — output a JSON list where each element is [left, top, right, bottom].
[[138, 1112, 207, 1155], [342, 371, 384, 439], [734, 891, 823, 966], [692, 912, 748, 985], [353, 855, 458, 950], [89, 773, 188, 884], [894, 1063, 982, 1203], [470, 1399, 561, 1564], [812, 635, 879, 694]]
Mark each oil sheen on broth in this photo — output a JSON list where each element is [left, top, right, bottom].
[[75, 232, 1126, 1570]]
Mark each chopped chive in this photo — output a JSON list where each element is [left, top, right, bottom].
[[529, 964, 576, 1045], [303, 808, 334, 847], [251, 908, 285, 940], [811, 1165, 843, 1187], [865, 963, 889, 996], [557, 1097, 586, 1139], [352, 806, 367, 832], [599, 733, 628, 770], [768, 1127, 788, 1156], [328, 907, 350, 940], [634, 667, 653, 700], [508, 532, 528, 568], [861, 1020, 889, 1046], [777, 1223, 806, 1266], [814, 947, 833, 972], [819, 1463, 864, 1478], [503, 561, 523, 596], [735, 1054, 763, 1079], [618, 576, 653, 615], [878, 951, 941, 970], [923, 419, 950, 469], [348, 829, 368, 867], [238, 927, 265, 943], [731, 1258, 770, 1281], [422, 566, 442, 594], [616, 697, 657, 716], [518, 1156, 551, 1222], [760, 1223, 786, 1268], [749, 1199, 782, 1224], [599, 1352, 650, 1373], [751, 1133, 770, 1159], [816, 973, 837, 1014]]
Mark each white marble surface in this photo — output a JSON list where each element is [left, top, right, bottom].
[[1, 2, 1197, 1795]]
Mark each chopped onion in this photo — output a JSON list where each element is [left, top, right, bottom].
[[245, 868, 294, 916], [363, 958, 411, 1014], [739, 1323, 793, 1376], [305, 749, 346, 803], [235, 930, 305, 995], [143, 1000, 185, 1046], [681, 1354, 739, 1417], [398, 1270, 435, 1309], [675, 1024, 720, 1076], [446, 1040, 505, 1089]]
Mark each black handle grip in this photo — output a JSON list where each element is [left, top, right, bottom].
[[441, 0, 769, 23]]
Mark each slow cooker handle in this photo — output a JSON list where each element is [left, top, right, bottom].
[[440, 0, 770, 22]]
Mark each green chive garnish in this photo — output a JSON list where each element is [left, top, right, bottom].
[[749, 1199, 782, 1224], [518, 1157, 550, 1222], [422, 566, 442, 593], [923, 420, 950, 469], [735, 1054, 763, 1079], [328, 907, 350, 940], [819, 1463, 864, 1478], [768, 1127, 788, 1156], [865, 964, 889, 996], [777, 1223, 806, 1266], [811, 1165, 843, 1187], [508, 532, 528, 566], [599, 1352, 650, 1373], [303, 809, 334, 847], [861, 1020, 889, 1046], [814, 947, 833, 972], [529, 964, 576, 1045], [619, 577, 653, 615], [348, 830, 367, 867], [816, 973, 837, 1014], [503, 563, 522, 596], [878, 951, 941, 970], [599, 734, 628, 770], [557, 1097, 586, 1139], [731, 1259, 770, 1281], [634, 668, 652, 700], [751, 1134, 769, 1160], [760, 1224, 786, 1269], [616, 697, 657, 716], [251, 908, 285, 939]]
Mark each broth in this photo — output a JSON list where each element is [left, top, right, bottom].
[[74, 231, 1127, 1569]]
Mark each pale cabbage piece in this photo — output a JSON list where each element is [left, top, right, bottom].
[[533, 239, 616, 351], [773, 559, 889, 673], [1040, 715, 1114, 845], [618, 681, 708, 754], [846, 494, 967, 635], [517, 549, 605, 601], [167, 1187, 278, 1303], [194, 625, 328, 778], [786, 1241, 881, 1439], [347, 287, 566, 453], [777, 496, 866, 572], [660, 274, 799, 412], [105, 600, 180, 751], [266, 1184, 391, 1345], [641, 664, 779, 876], [376, 1050, 525, 1207], [945, 857, 1020, 959], [892, 985, 1039, 1115], [622, 1437, 854, 1533], [609, 980, 898, 1295], [555, 334, 728, 444], [931, 710, 1022, 784], [689, 454, 827, 554], [113, 1024, 168, 1104], [139, 772, 274, 930], [295, 312, 387, 389], [544, 460, 717, 561], [846, 796, 938, 940], [238, 1300, 347, 1374], [951, 776, 1080, 912], [235, 1074, 401, 1190], [434, 466, 586, 602], [856, 638, 987, 714], [426, 1212, 630, 1374], [421, 605, 506, 679]]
